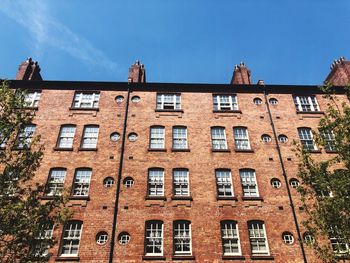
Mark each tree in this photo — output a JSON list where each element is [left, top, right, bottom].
[[296, 84, 350, 263], [0, 81, 70, 263]]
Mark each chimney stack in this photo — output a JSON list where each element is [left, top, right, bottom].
[[16, 57, 43, 81], [324, 56, 350, 86], [128, 60, 146, 83], [230, 62, 252, 85]]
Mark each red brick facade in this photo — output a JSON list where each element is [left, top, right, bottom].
[[7, 58, 350, 263]]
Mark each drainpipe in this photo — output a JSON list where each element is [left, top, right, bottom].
[[263, 88, 308, 263], [108, 82, 131, 263]]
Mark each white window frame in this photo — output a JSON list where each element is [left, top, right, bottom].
[[47, 168, 66, 196], [72, 169, 92, 196], [240, 169, 259, 197], [248, 221, 270, 255], [145, 221, 164, 256], [322, 130, 336, 151], [172, 126, 188, 149], [81, 125, 99, 149], [0, 132, 6, 148], [34, 222, 54, 256], [17, 124, 36, 148], [213, 94, 238, 111], [60, 221, 83, 257], [156, 94, 181, 110], [57, 125, 76, 149], [215, 170, 234, 197], [150, 126, 165, 149], [293, 95, 320, 112], [221, 221, 242, 256], [329, 227, 350, 254], [173, 169, 190, 197], [211, 127, 228, 150], [173, 221, 192, 255], [148, 169, 164, 196], [298, 128, 317, 151], [24, 91, 41, 108], [234, 127, 251, 150], [73, 92, 100, 108]]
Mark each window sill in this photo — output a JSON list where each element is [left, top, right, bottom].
[[142, 255, 166, 260], [212, 149, 230, 152], [217, 196, 238, 201], [325, 150, 338, 153], [250, 255, 274, 260], [24, 106, 39, 110], [69, 196, 90, 201], [78, 148, 98, 151], [145, 195, 167, 201], [307, 150, 322, 153], [171, 195, 193, 201], [235, 149, 254, 153], [41, 195, 61, 200], [222, 255, 245, 260], [172, 255, 195, 260], [53, 147, 73, 151], [213, 110, 242, 114], [55, 256, 80, 261], [172, 148, 190, 152], [148, 148, 167, 152], [155, 109, 183, 113], [69, 107, 99, 111], [242, 196, 264, 201], [296, 111, 324, 115]]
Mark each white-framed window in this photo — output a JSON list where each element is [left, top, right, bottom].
[[248, 221, 269, 255], [213, 94, 238, 111], [73, 92, 100, 108], [221, 221, 241, 256], [303, 232, 315, 244], [57, 125, 76, 149], [17, 124, 36, 148], [298, 128, 317, 151], [278, 134, 288, 143], [148, 169, 164, 196], [0, 132, 6, 148], [34, 222, 54, 256], [289, 178, 300, 189], [72, 169, 92, 196], [233, 127, 251, 150], [96, 232, 108, 245], [270, 178, 281, 189], [329, 227, 349, 254], [282, 232, 294, 245], [150, 126, 165, 149], [24, 91, 41, 107], [47, 168, 66, 196], [103, 177, 115, 188], [253, 98, 263, 105], [215, 169, 233, 197], [261, 134, 271, 143], [145, 221, 163, 256], [173, 220, 192, 255], [173, 169, 190, 197], [118, 232, 131, 245], [322, 130, 336, 151], [156, 94, 181, 110], [123, 177, 134, 188], [60, 221, 83, 256], [211, 127, 227, 150], [293, 95, 320, 112], [240, 169, 259, 197], [269, 98, 278, 105], [172, 126, 188, 149], [81, 125, 99, 149]]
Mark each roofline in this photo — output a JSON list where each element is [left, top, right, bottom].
[[3, 79, 347, 94]]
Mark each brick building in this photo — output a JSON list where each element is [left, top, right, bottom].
[[6, 57, 350, 262]]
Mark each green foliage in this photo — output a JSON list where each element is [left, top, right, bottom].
[[0, 81, 71, 263], [296, 83, 350, 263]]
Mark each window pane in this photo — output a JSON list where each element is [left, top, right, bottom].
[[221, 221, 240, 255], [73, 92, 99, 108], [298, 128, 316, 151], [73, 169, 91, 196], [174, 221, 192, 255], [82, 126, 99, 148], [150, 127, 165, 148], [173, 127, 187, 149], [47, 169, 66, 196], [234, 128, 250, 150], [173, 169, 189, 196], [148, 169, 164, 196], [248, 221, 269, 254], [60, 221, 83, 256], [58, 126, 76, 148], [145, 221, 163, 255], [216, 170, 233, 197], [211, 127, 227, 150], [240, 170, 258, 197]]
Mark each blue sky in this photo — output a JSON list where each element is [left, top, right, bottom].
[[0, 0, 349, 85]]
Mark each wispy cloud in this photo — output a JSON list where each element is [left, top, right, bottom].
[[0, 0, 118, 71]]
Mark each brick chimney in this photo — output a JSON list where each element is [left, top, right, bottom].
[[230, 62, 252, 85], [128, 60, 146, 83], [324, 57, 350, 86], [15, 57, 43, 81]]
